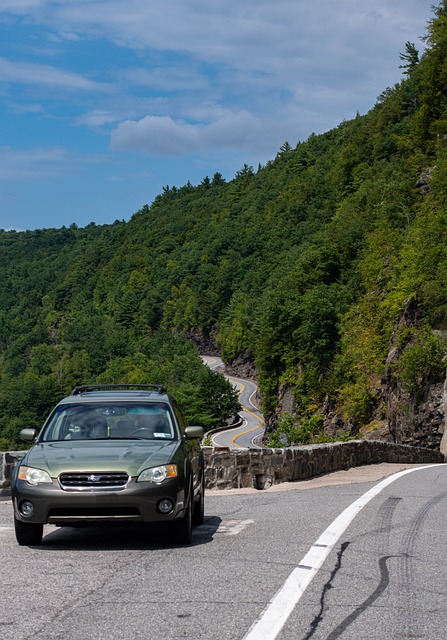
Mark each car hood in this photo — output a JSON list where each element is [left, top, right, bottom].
[[24, 440, 181, 478]]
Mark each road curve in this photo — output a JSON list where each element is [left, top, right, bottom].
[[201, 356, 265, 449]]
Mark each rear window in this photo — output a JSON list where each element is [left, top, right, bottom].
[[40, 403, 177, 442]]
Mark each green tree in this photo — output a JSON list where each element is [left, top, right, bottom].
[[399, 41, 419, 75]]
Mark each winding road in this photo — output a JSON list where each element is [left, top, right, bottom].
[[201, 355, 265, 449]]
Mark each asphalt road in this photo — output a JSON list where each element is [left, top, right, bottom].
[[2, 463, 446, 640], [201, 356, 264, 449]]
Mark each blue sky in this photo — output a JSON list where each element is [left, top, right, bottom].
[[0, 0, 435, 231]]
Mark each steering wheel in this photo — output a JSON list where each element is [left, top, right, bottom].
[[130, 428, 154, 438]]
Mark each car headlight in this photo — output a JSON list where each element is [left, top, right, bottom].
[[137, 464, 177, 484], [18, 466, 52, 486]]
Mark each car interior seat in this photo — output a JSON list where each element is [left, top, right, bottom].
[[114, 419, 135, 437]]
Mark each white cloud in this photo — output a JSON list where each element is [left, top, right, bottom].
[[0, 146, 72, 179], [2, 1, 430, 78], [123, 65, 208, 92], [0, 0, 46, 9], [10, 102, 44, 115], [76, 109, 120, 127], [16, 1, 430, 62], [2, 0, 431, 137], [0, 57, 111, 91], [110, 110, 283, 156], [46, 30, 81, 43], [0, 145, 110, 180], [110, 116, 201, 155], [204, 111, 264, 149]]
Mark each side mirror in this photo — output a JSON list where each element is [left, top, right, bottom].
[[185, 426, 204, 439], [20, 429, 38, 442]]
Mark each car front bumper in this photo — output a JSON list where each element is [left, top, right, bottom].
[[12, 477, 187, 526]]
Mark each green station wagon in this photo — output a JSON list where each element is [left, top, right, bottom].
[[12, 385, 205, 546]]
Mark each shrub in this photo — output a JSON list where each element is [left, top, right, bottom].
[[265, 411, 327, 447], [395, 327, 446, 395], [338, 378, 374, 429]]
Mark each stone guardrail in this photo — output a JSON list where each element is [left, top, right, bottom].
[[202, 440, 444, 490], [1, 452, 25, 499], [1, 441, 444, 498]]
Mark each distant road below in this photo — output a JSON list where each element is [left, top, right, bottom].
[[201, 356, 265, 449]]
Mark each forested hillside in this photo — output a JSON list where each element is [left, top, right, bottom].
[[2, 3, 447, 450]]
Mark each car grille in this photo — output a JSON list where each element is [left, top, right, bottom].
[[47, 506, 141, 522], [59, 472, 129, 490]]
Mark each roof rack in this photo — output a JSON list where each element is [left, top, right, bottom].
[[70, 384, 167, 396]]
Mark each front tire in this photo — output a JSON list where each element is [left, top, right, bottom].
[[192, 471, 205, 526], [172, 486, 193, 545], [14, 516, 43, 546]]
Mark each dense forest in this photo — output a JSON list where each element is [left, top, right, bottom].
[[2, 3, 447, 450]]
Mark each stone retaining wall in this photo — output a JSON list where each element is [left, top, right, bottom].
[[1, 441, 444, 497], [0, 452, 25, 498], [203, 441, 444, 490]]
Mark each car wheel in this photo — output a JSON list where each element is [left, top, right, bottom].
[[172, 485, 193, 545], [192, 470, 205, 526], [14, 516, 43, 546]]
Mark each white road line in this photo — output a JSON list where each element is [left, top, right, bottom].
[[243, 464, 445, 640], [248, 388, 260, 411], [197, 519, 254, 536], [217, 519, 254, 535]]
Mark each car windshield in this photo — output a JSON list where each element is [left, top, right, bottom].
[[40, 403, 177, 442]]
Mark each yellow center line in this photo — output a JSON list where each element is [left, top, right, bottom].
[[232, 406, 265, 448], [225, 374, 264, 448], [227, 377, 245, 393]]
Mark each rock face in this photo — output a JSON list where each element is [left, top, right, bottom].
[[225, 351, 258, 380], [186, 329, 220, 356], [385, 379, 445, 449], [263, 383, 296, 439], [379, 300, 446, 450], [440, 376, 447, 457], [261, 300, 447, 451]]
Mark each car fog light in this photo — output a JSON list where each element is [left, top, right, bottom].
[[158, 498, 174, 514], [20, 501, 34, 517]]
